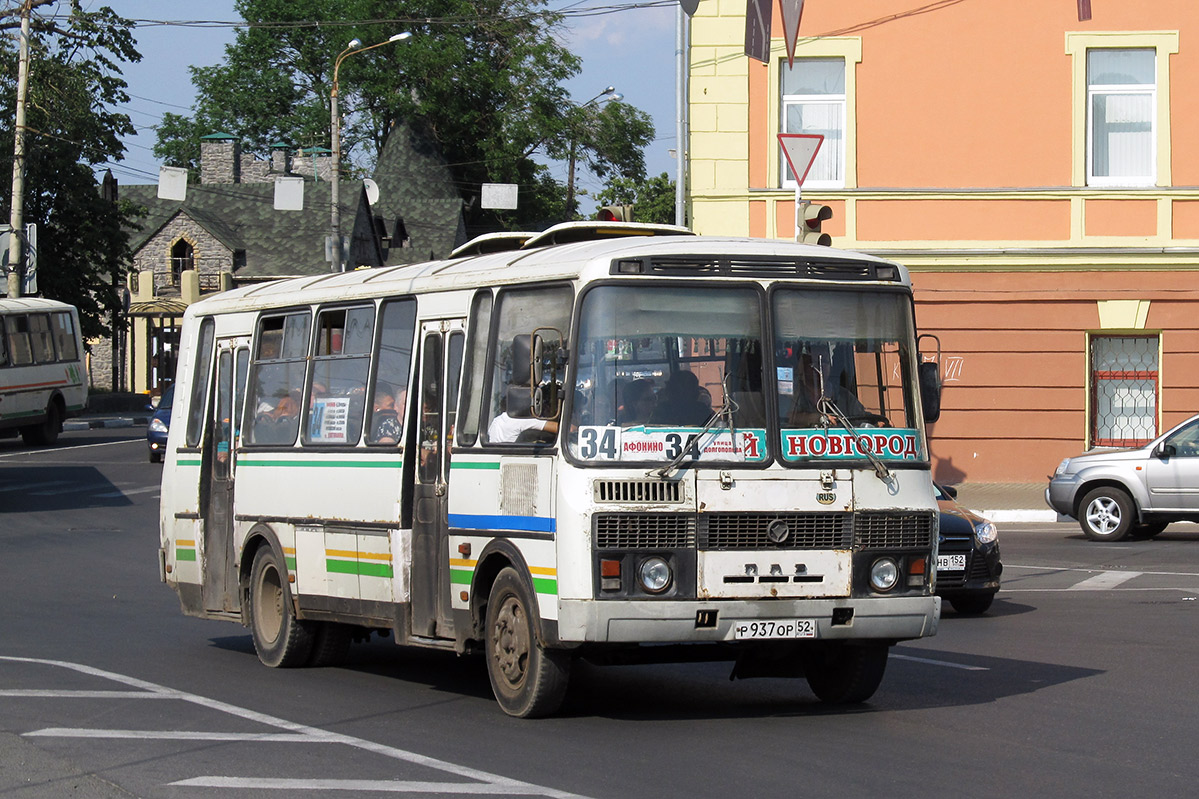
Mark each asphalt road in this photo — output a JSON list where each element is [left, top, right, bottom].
[[3, 427, 1199, 798]]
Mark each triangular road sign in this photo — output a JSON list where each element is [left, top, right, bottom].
[[778, 0, 806, 68], [778, 133, 823, 186]]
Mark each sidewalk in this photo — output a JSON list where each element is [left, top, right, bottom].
[[948, 482, 1058, 523]]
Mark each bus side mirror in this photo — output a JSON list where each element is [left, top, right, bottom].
[[919, 361, 941, 423], [531, 327, 566, 419]]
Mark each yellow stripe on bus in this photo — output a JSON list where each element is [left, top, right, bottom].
[[325, 549, 392, 562]]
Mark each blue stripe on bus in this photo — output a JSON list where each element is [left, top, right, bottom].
[[448, 513, 556, 533]]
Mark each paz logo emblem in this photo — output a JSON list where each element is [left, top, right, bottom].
[[766, 519, 790, 544], [816, 491, 836, 505]]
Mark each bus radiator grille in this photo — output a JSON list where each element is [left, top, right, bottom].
[[594, 514, 696, 549], [854, 512, 935, 549], [593, 479, 685, 504], [699, 513, 853, 550]]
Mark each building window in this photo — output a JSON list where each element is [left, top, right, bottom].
[[780, 57, 845, 189], [170, 239, 194, 285], [1090, 334, 1158, 447], [1087, 49, 1155, 186]]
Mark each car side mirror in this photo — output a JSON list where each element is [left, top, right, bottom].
[[1155, 443, 1176, 459]]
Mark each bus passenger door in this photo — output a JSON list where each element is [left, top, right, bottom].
[[202, 338, 250, 613], [410, 321, 465, 639]]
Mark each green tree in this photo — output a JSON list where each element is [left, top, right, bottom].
[[155, 0, 655, 229], [595, 172, 677, 226], [0, 0, 141, 340]]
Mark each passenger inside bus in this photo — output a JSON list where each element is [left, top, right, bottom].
[[488, 385, 559, 443], [254, 392, 300, 443], [649, 370, 711, 426], [616, 378, 656, 426], [369, 387, 403, 445]]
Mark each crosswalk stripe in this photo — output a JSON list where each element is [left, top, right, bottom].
[[1069, 571, 1143, 590]]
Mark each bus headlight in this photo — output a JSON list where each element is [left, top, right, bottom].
[[637, 556, 672, 594], [869, 557, 899, 592]]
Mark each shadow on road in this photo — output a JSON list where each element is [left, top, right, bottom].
[[0, 465, 134, 512]]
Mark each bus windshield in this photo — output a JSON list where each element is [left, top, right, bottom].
[[569, 285, 768, 464], [773, 289, 925, 464]]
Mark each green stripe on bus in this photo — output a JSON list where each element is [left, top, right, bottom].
[[177, 459, 202, 466], [451, 461, 500, 470], [532, 577, 557, 595], [240, 459, 402, 469], [176, 548, 196, 562], [285, 557, 297, 570], [326, 559, 394, 578], [449, 568, 473, 585]]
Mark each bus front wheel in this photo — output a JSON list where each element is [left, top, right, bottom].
[[804, 642, 889, 704], [246, 546, 313, 668], [485, 567, 569, 718]]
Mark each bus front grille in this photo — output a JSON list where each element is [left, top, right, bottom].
[[594, 514, 696, 549], [855, 512, 935, 549], [593, 479, 685, 504], [699, 513, 853, 550]]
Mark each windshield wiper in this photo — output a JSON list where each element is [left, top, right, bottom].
[[650, 375, 740, 479], [817, 395, 892, 483]]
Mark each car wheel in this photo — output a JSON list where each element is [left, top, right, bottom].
[[1079, 486, 1135, 542], [949, 594, 994, 615], [485, 567, 570, 718], [1130, 521, 1168, 539], [804, 642, 889, 704], [149, 449, 162, 464]]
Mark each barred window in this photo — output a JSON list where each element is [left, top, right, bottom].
[[1091, 335, 1158, 447]]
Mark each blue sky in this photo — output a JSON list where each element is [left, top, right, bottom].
[[103, 1, 682, 204]]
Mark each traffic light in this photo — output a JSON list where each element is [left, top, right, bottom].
[[597, 204, 634, 222], [799, 202, 832, 246]]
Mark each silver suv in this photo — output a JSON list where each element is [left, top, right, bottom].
[[1046, 414, 1199, 541]]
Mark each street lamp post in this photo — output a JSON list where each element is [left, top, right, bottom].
[[564, 86, 619, 220], [330, 32, 411, 272]]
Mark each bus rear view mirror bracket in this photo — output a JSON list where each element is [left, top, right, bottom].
[[532, 327, 566, 419]]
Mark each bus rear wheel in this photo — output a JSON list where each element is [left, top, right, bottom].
[[804, 642, 889, 704], [21, 402, 60, 446], [485, 567, 569, 718], [246, 546, 313, 668]]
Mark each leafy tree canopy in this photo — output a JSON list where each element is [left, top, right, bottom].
[[594, 172, 677, 226], [154, 0, 655, 229], [1, 0, 141, 340]]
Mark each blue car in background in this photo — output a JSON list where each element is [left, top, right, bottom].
[[147, 384, 173, 463]]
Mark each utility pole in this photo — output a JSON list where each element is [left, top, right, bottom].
[[6, 1, 32, 298]]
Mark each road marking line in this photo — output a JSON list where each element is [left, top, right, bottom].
[[171, 777, 543, 794], [891, 654, 988, 671], [28, 728, 335, 743], [0, 439, 142, 459], [0, 480, 73, 493], [1069, 571, 1143, 590], [1007, 563, 1199, 578], [95, 485, 160, 498], [0, 690, 171, 699], [0, 655, 592, 799]]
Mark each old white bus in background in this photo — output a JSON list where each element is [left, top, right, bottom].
[[0, 297, 88, 445], [159, 222, 944, 717]]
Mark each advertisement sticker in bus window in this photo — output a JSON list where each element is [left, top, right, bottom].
[[309, 397, 351, 443], [777, 366, 794, 396], [577, 425, 768, 463], [780, 428, 922, 462]]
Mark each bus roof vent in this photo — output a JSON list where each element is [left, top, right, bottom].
[[623, 255, 890, 281], [449, 231, 536, 259], [522, 221, 693, 250], [594, 479, 685, 504]]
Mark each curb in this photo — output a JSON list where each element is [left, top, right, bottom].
[[64, 417, 149, 431]]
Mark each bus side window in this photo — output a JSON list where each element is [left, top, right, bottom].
[[186, 318, 215, 448], [305, 305, 373, 446], [483, 286, 572, 446], [247, 311, 310, 446], [0, 318, 8, 367], [5, 315, 33, 366], [51, 312, 78, 361], [28, 314, 55, 363], [366, 299, 416, 447], [455, 291, 492, 447]]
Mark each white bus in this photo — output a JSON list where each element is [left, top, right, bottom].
[[159, 223, 944, 717], [0, 297, 88, 445]]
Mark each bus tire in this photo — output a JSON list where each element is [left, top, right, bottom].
[[307, 622, 353, 667], [22, 402, 60, 446], [246, 546, 313, 668], [804, 642, 889, 704], [485, 566, 569, 718]]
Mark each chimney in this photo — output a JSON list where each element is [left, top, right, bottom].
[[200, 132, 240, 185], [270, 142, 291, 174]]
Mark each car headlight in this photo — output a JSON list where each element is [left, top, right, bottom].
[[149, 418, 169, 434], [974, 521, 998, 544], [869, 557, 899, 592], [1054, 458, 1071, 476], [637, 557, 672, 594]]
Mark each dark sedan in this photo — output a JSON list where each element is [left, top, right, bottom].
[[936, 484, 1002, 614], [147, 384, 173, 463]]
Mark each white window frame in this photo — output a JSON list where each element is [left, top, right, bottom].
[[1086, 49, 1156, 188], [780, 58, 846, 190]]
